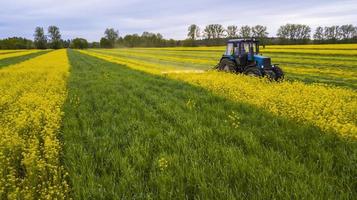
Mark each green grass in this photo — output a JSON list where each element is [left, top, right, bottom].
[[0, 50, 51, 68], [62, 50, 357, 199]]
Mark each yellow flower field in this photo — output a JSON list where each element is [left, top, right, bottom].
[[0, 50, 42, 60], [0, 50, 26, 54], [0, 50, 70, 199], [170, 72, 357, 138], [81, 49, 357, 139]]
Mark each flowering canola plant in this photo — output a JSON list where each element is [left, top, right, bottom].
[[0, 50, 42, 60], [0, 50, 27, 54], [82, 49, 357, 139], [0, 50, 70, 199], [169, 72, 357, 138]]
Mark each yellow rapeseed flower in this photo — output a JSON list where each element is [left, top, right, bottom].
[[0, 50, 43, 60], [0, 50, 70, 199]]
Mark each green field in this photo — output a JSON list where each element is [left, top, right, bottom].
[[0, 45, 356, 199], [87, 44, 357, 89]]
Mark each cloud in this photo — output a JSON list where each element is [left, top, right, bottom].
[[0, 0, 356, 41]]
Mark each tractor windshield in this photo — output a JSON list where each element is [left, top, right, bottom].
[[252, 43, 257, 54], [225, 43, 234, 55], [242, 43, 250, 54]]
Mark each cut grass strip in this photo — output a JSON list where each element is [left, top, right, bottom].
[[0, 50, 51, 68], [63, 50, 357, 199]]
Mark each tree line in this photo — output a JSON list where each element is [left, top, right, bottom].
[[99, 28, 178, 48], [184, 23, 357, 46], [185, 24, 269, 46], [0, 26, 88, 49], [0, 23, 356, 49]]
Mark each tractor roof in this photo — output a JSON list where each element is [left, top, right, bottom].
[[228, 38, 259, 43]]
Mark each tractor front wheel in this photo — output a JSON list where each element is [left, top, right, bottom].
[[243, 67, 262, 77], [218, 59, 236, 73], [273, 66, 284, 81]]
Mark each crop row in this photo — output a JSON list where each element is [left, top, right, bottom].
[[81, 50, 357, 139], [0, 50, 70, 199], [0, 50, 43, 60]]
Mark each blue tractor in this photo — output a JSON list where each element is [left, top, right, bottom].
[[215, 38, 284, 81]]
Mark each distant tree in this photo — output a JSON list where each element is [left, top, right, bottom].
[[117, 32, 174, 47], [100, 37, 112, 48], [299, 25, 311, 40], [89, 42, 100, 48], [212, 24, 225, 38], [62, 39, 71, 48], [0, 37, 34, 49], [252, 25, 268, 45], [204, 24, 225, 39], [34, 27, 47, 49], [252, 25, 268, 38], [313, 26, 324, 41], [187, 24, 200, 40], [140, 32, 166, 47], [104, 28, 119, 48], [203, 25, 214, 39], [71, 38, 88, 49], [48, 26, 62, 49], [324, 26, 340, 41], [122, 34, 141, 47], [226, 25, 238, 38], [339, 24, 356, 40], [239, 25, 252, 38], [277, 24, 289, 39], [277, 24, 311, 43]]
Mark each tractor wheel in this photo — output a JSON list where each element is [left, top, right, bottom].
[[272, 66, 284, 81], [264, 70, 277, 81], [243, 67, 262, 77], [218, 59, 236, 73]]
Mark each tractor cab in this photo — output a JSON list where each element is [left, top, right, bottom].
[[216, 38, 284, 81], [225, 39, 259, 63]]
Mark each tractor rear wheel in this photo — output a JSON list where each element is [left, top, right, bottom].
[[218, 59, 236, 73], [243, 67, 262, 77]]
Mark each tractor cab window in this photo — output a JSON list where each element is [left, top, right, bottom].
[[252, 43, 257, 54], [234, 47, 239, 55], [252, 43, 257, 53], [242, 43, 250, 54], [225, 43, 234, 55]]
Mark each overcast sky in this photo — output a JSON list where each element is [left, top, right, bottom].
[[0, 0, 356, 41]]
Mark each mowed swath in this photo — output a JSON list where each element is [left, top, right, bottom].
[[62, 50, 357, 199]]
